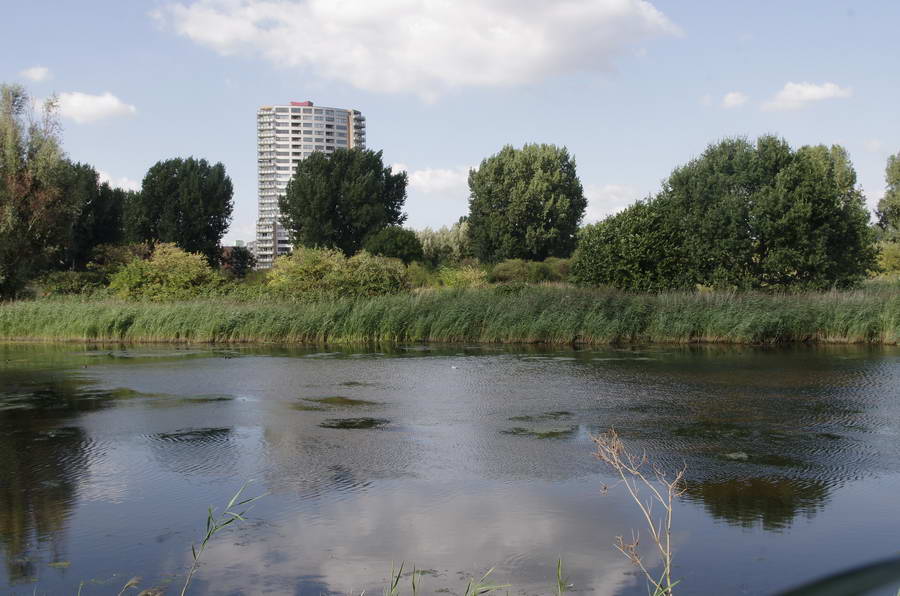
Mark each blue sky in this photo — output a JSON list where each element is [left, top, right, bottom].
[[3, 1, 897, 244]]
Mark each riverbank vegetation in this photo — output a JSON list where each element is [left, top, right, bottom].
[[0, 83, 241, 299], [3, 81, 899, 349], [1, 281, 897, 345]]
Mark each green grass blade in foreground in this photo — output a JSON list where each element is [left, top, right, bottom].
[[556, 558, 570, 595], [463, 568, 511, 596], [180, 481, 266, 596]]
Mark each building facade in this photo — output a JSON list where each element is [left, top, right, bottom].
[[254, 101, 366, 268]]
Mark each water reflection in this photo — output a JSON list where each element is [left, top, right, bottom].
[[0, 344, 897, 594], [0, 372, 107, 582], [683, 477, 829, 531]]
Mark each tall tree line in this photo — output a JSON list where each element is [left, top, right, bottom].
[[571, 136, 878, 290], [0, 83, 235, 298]]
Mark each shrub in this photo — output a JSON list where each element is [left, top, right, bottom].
[[87, 243, 152, 281], [488, 259, 530, 283], [36, 271, 105, 296], [406, 262, 436, 288], [108, 243, 223, 301], [267, 247, 409, 299], [267, 247, 346, 297], [878, 242, 900, 275], [488, 258, 572, 284], [344, 251, 410, 297], [363, 226, 424, 264], [544, 257, 571, 281], [437, 266, 487, 288], [215, 278, 271, 302]]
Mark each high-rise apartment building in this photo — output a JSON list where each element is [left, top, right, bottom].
[[254, 101, 366, 268]]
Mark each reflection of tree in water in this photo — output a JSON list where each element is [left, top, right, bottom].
[[611, 412, 851, 531], [682, 477, 829, 531], [0, 372, 111, 582], [591, 348, 895, 532], [647, 417, 841, 530]]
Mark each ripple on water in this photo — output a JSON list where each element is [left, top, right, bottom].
[[143, 427, 240, 476], [307, 396, 381, 407], [2, 343, 900, 594], [151, 427, 233, 444], [501, 426, 578, 439], [318, 418, 390, 430]]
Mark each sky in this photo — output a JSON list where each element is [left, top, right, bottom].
[[2, 0, 898, 245]]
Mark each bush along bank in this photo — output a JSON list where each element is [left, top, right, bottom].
[[1, 284, 898, 345]]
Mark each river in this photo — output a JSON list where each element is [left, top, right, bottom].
[[1, 343, 898, 595]]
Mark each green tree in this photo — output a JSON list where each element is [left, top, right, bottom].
[[279, 148, 407, 256], [57, 161, 125, 270], [221, 245, 256, 278], [127, 157, 233, 265], [573, 136, 877, 291], [363, 225, 424, 264], [467, 144, 586, 262], [0, 84, 70, 298], [416, 220, 472, 267], [571, 200, 690, 291], [751, 144, 876, 288], [876, 151, 900, 241]]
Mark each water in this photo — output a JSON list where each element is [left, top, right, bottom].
[[1, 343, 899, 595]]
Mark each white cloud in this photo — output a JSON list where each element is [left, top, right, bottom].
[[584, 184, 642, 223], [762, 81, 852, 111], [155, 0, 680, 100], [699, 94, 713, 107], [864, 139, 883, 154], [721, 91, 748, 109], [98, 170, 141, 192], [57, 92, 137, 124], [21, 65, 50, 82], [394, 164, 472, 228], [395, 164, 471, 194]]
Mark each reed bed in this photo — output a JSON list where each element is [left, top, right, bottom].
[[0, 285, 897, 345]]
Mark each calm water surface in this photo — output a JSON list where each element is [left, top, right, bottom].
[[1, 343, 899, 595]]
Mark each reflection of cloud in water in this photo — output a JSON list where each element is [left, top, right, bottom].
[[3, 344, 900, 593], [186, 479, 640, 596]]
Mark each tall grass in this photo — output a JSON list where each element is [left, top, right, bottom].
[[0, 284, 898, 345]]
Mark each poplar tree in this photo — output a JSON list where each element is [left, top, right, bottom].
[[877, 151, 900, 241], [279, 148, 407, 256], [0, 84, 70, 297], [127, 157, 233, 265], [467, 144, 586, 262]]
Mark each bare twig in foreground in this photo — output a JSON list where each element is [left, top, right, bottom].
[[593, 429, 686, 596]]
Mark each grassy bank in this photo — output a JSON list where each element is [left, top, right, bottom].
[[0, 285, 898, 345]]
